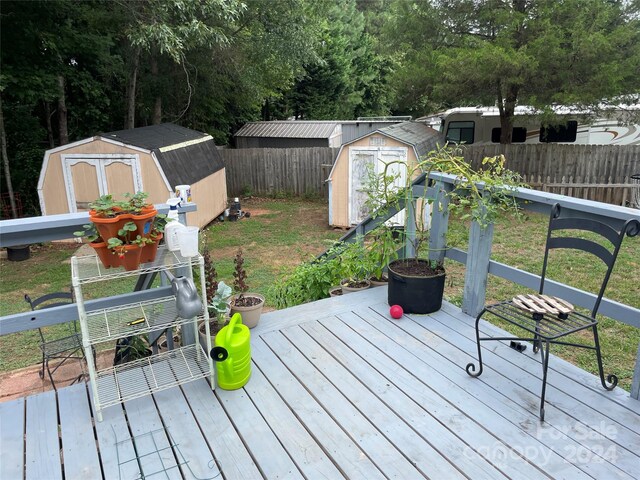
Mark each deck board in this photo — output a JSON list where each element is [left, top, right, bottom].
[[243, 364, 345, 479], [25, 389, 62, 480], [4, 289, 640, 480], [58, 383, 102, 480], [252, 337, 387, 479], [276, 325, 471, 479], [263, 329, 432, 479], [181, 380, 263, 480], [0, 397, 24, 480], [366, 304, 638, 480]]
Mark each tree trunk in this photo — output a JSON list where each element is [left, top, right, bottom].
[[499, 84, 519, 144], [151, 54, 162, 125], [43, 101, 55, 148], [0, 93, 18, 218], [57, 75, 69, 145], [125, 48, 140, 129]]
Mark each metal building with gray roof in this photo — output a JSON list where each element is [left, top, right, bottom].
[[234, 121, 342, 148]]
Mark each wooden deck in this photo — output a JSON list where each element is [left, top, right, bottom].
[[2, 287, 639, 480]]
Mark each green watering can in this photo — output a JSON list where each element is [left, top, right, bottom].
[[210, 313, 251, 390]]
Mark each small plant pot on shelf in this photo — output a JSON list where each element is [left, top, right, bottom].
[[340, 279, 371, 294], [116, 245, 144, 271], [140, 233, 163, 264], [230, 293, 264, 329], [89, 239, 118, 269]]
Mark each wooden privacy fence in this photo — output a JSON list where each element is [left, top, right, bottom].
[[461, 144, 640, 207], [222, 147, 339, 198]]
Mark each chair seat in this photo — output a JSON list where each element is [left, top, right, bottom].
[[484, 300, 597, 340], [40, 333, 83, 356]]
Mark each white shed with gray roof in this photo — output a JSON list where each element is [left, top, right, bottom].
[[326, 122, 444, 228]]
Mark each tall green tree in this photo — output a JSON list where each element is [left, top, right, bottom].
[[275, 0, 390, 120], [388, 0, 640, 142]]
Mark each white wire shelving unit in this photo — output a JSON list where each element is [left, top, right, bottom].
[[71, 246, 215, 422]]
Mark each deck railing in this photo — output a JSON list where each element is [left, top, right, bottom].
[[1, 192, 639, 399]]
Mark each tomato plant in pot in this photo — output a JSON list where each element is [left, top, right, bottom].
[[230, 248, 264, 329], [370, 144, 523, 314], [339, 240, 372, 293]]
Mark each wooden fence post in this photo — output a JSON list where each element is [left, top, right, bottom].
[[462, 203, 495, 317]]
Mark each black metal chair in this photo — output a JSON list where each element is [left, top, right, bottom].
[[24, 291, 86, 390], [466, 203, 639, 421]]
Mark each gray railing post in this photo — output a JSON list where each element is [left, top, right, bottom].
[[429, 181, 452, 264], [462, 202, 495, 317], [404, 197, 417, 258], [632, 343, 640, 400]]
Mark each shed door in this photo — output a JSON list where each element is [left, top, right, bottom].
[[349, 147, 407, 225], [62, 155, 142, 212], [349, 149, 377, 225]]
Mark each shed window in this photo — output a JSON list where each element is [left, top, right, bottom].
[[369, 137, 386, 146], [446, 121, 475, 144], [539, 121, 578, 143], [491, 127, 527, 143]]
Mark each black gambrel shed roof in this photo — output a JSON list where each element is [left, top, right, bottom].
[[101, 124, 224, 186]]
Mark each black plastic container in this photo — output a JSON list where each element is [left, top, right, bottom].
[[387, 260, 445, 314], [7, 245, 30, 261]]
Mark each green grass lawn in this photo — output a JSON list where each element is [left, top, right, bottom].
[[1, 197, 638, 391]]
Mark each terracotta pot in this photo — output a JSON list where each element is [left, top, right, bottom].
[[141, 233, 163, 264], [131, 208, 157, 238], [116, 244, 144, 271], [89, 239, 117, 269], [340, 279, 371, 293], [230, 294, 265, 329], [90, 213, 133, 242]]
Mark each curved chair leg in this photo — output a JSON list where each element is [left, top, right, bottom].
[[538, 339, 552, 422], [592, 325, 618, 390], [532, 320, 541, 354], [466, 310, 486, 378]]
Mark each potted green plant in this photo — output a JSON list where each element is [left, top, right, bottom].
[[229, 248, 264, 328], [370, 144, 522, 314], [339, 240, 372, 293], [106, 221, 153, 271], [366, 226, 399, 286], [88, 192, 157, 250], [199, 281, 232, 345]]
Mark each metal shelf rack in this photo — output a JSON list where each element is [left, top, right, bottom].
[[95, 344, 210, 408], [71, 245, 214, 422]]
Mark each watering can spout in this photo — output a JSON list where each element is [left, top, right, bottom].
[[210, 313, 251, 390]]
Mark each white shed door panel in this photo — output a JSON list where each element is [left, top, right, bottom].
[[349, 150, 377, 225], [62, 155, 142, 212], [349, 147, 408, 225]]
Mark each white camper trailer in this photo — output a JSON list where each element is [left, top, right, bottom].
[[422, 104, 640, 145]]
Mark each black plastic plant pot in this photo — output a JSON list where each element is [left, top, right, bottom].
[[387, 261, 446, 314]]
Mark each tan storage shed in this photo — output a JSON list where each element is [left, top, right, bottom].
[[327, 122, 443, 228], [38, 124, 227, 228]]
